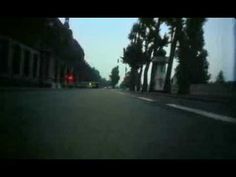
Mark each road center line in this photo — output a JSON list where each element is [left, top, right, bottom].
[[166, 104, 236, 124], [137, 97, 156, 102]]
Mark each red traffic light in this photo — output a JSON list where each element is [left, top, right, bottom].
[[68, 75, 73, 81], [65, 73, 75, 82]]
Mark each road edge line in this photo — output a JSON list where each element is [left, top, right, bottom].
[[166, 103, 236, 124]]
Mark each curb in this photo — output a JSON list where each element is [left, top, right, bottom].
[[122, 90, 231, 104], [150, 93, 230, 103], [0, 87, 73, 92]]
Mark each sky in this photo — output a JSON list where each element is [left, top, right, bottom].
[[60, 18, 235, 83], [203, 18, 235, 81], [60, 18, 137, 83]]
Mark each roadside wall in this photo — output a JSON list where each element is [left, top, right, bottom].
[[190, 83, 236, 98]]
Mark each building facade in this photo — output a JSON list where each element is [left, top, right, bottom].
[[0, 36, 72, 88]]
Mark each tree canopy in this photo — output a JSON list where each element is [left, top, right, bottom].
[[110, 66, 120, 88], [215, 70, 225, 83], [176, 18, 210, 94]]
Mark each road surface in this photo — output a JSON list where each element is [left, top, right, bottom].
[[0, 88, 236, 159]]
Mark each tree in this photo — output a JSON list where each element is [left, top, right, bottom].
[[176, 18, 210, 94], [149, 18, 169, 92], [185, 18, 210, 84], [127, 21, 146, 91], [122, 36, 145, 91], [100, 78, 110, 87], [123, 18, 168, 92], [176, 29, 191, 94], [138, 18, 156, 92], [216, 70, 225, 83], [120, 71, 131, 89], [110, 66, 120, 88], [163, 18, 184, 93]]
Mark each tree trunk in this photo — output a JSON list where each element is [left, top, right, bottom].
[[164, 35, 177, 93], [142, 61, 151, 92], [149, 62, 158, 92], [137, 66, 143, 91], [164, 21, 182, 93], [129, 67, 136, 91], [148, 19, 161, 92]]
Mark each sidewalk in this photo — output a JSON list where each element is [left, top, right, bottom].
[[123, 90, 234, 104], [120, 89, 236, 118], [0, 87, 71, 92]]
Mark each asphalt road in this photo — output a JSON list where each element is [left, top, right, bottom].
[[1, 88, 236, 159]]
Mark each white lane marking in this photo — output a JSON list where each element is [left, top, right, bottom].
[[115, 91, 155, 102], [116, 92, 155, 102], [166, 104, 236, 124], [116, 92, 126, 96], [137, 97, 156, 102]]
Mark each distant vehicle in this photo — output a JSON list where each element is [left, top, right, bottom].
[[76, 81, 99, 88], [88, 82, 99, 88]]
